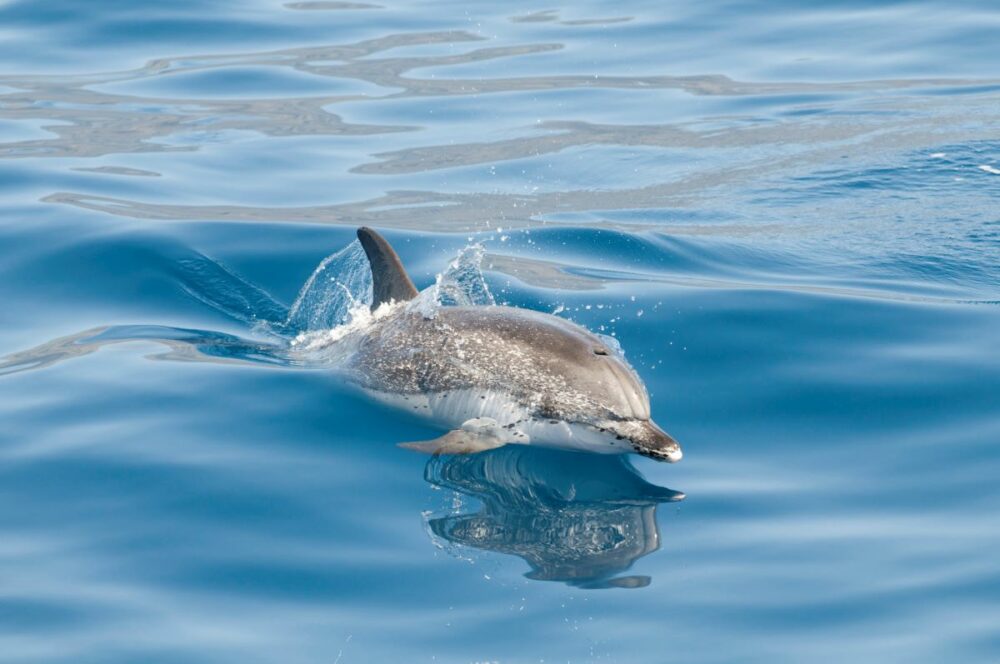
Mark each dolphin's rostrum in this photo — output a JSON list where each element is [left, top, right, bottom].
[[350, 227, 683, 462]]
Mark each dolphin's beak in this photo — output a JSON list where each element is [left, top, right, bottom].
[[603, 419, 683, 462], [634, 421, 683, 463]]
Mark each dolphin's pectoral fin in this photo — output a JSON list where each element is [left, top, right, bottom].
[[398, 417, 516, 456], [398, 430, 506, 456]]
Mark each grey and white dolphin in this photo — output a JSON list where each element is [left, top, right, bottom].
[[348, 227, 683, 462]]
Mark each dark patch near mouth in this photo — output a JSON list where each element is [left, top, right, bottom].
[[634, 444, 678, 462]]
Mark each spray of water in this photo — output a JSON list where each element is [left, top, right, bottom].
[[284, 240, 374, 334], [290, 241, 494, 356]]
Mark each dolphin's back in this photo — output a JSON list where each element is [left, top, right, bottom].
[[350, 305, 650, 422]]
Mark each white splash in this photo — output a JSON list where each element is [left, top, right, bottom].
[[284, 239, 373, 334], [290, 300, 400, 352], [285, 240, 494, 360], [430, 244, 495, 307]]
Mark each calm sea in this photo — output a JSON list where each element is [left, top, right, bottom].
[[0, 1, 998, 662]]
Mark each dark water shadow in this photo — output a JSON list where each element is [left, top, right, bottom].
[[424, 445, 684, 589]]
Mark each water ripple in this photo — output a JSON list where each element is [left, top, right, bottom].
[[1, 1, 999, 661]]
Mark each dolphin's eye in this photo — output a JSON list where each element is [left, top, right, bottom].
[[593, 348, 608, 356]]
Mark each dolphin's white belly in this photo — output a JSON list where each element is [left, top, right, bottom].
[[364, 387, 528, 432], [362, 387, 626, 455], [520, 419, 627, 454]]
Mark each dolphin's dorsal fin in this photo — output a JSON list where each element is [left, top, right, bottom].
[[357, 227, 418, 311]]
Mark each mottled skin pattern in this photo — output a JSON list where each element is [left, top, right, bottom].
[[348, 304, 681, 461]]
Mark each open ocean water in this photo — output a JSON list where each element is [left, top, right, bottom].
[[0, 0, 999, 662]]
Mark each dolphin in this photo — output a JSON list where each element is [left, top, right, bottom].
[[348, 227, 683, 462]]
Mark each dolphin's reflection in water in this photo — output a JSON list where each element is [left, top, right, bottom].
[[424, 446, 684, 589]]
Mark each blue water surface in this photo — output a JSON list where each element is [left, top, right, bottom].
[[1, 1, 999, 662]]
